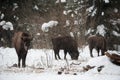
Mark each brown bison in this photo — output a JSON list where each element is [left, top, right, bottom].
[[52, 36, 79, 60], [87, 35, 107, 57], [13, 31, 32, 67]]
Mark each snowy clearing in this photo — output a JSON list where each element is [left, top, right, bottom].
[[0, 46, 120, 80]]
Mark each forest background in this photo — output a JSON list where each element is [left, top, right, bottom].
[[0, 0, 120, 51]]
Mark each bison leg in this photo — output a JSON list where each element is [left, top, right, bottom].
[[22, 54, 27, 68], [57, 49, 61, 59], [64, 50, 67, 59], [101, 50, 105, 56], [54, 49, 61, 60], [54, 49, 57, 60], [96, 48, 100, 56], [89, 47, 93, 57], [18, 56, 21, 68]]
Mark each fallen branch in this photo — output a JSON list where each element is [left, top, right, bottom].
[[105, 52, 120, 66], [83, 65, 95, 72]]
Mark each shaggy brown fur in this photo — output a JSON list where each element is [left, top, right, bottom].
[[87, 35, 107, 57], [13, 31, 32, 67], [52, 36, 79, 60]]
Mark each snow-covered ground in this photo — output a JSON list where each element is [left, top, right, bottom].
[[0, 46, 120, 80]]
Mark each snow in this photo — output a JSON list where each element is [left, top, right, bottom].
[[74, 20, 78, 25], [0, 21, 6, 26], [14, 15, 19, 21], [0, 21, 14, 30], [70, 32, 74, 37], [86, 6, 94, 13], [85, 28, 94, 36], [36, 33, 40, 36], [56, 0, 66, 3], [110, 19, 120, 25], [41, 20, 58, 32], [63, 10, 72, 15], [71, 14, 74, 17], [112, 31, 120, 37], [101, 12, 104, 16], [114, 8, 118, 13], [13, 3, 18, 11], [65, 20, 70, 26], [33, 5, 39, 10], [0, 13, 4, 19], [104, 0, 109, 3], [91, 9, 97, 17], [63, 11, 67, 15], [86, 6, 97, 17], [96, 24, 106, 36], [0, 46, 120, 80], [2, 22, 14, 30]]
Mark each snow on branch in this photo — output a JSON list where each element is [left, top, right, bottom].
[[0, 21, 14, 30], [41, 20, 58, 32], [104, 0, 109, 3], [112, 31, 120, 37], [56, 0, 66, 3], [0, 13, 4, 19], [96, 24, 106, 36]]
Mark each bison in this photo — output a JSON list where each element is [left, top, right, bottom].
[[87, 35, 107, 57], [13, 31, 32, 67], [52, 36, 79, 60]]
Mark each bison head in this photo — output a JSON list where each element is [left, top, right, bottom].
[[21, 33, 32, 50], [70, 51, 79, 60]]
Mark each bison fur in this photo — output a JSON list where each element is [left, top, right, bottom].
[[13, 31, 32, 67], [52, 36, 79, 60], [87, 35, 107, 57]]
